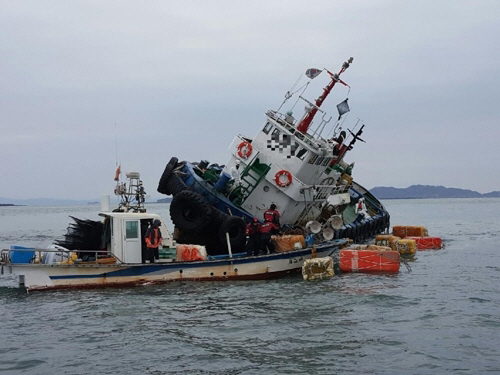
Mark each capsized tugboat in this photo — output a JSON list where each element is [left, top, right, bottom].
[[158, 58, 390, 255], [0, 173, 347, 292]]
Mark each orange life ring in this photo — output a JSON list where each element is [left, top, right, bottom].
[[237, 141, 253, 159], [275, 170, 292, 187]]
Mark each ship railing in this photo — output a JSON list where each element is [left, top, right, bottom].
[[295, 183, 350, 225], [266, 110, 323, 151], [0, 247, 123, 265], [314, 184, 349, 200]]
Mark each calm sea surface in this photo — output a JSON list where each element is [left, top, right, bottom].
[[1, 199, 499, 374]]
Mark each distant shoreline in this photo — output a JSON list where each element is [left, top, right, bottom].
[[370, 185, 500, 199]]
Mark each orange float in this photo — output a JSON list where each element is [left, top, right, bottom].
[[406, 236, 442, 250], [392, 225, 428, 238], [339, 247, 400, 273], [175, 244, 207, 261]]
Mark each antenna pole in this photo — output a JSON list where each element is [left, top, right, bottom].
[[296, 58, 353, 134]]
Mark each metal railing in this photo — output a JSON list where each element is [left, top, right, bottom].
[[0, 247, 123, 265]]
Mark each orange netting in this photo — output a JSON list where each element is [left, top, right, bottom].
[[272, 235, 305, 253]]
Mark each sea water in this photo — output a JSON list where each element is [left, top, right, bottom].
[[0, 199, 499, 374]]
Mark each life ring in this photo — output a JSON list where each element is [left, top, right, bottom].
[[237, 141, 253, 159], [275, 170, 292, 187]]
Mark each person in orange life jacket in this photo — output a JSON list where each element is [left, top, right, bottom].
[[145, 219, 162, 263], [245, 218, 261, 256], [259, 220, 279, 254], [263, 203, 280, 226]]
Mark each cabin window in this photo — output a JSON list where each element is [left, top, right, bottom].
[[125, 221, 139, 239], [316, 156, 324, 165], [296, 148, 308, 160], [322, 157, 330, 166], [263, 122, 273, 134], [308, 154, 318, 164], [271, 128, 281, 137]]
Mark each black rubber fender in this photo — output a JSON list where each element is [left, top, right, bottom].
[[218, 216, 246, 249], [334, 229, 341, 240], [351, 223, 360, 242], [164, 174, 187, 196], [157, 157, 178, 194], [170, 190, 212, 232]]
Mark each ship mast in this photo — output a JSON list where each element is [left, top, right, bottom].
[[296, 57, 353, 134]]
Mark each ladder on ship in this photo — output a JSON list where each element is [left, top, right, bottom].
[[228, 158, 270, 206]]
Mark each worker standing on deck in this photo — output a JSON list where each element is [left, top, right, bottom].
[[230, 160, 242, 187], [245, 218, 261, 256], [355, 198, 367, 222], [144, 219, 162, 263], [259, 220, 279, 254], [263, 203, 280, 226]]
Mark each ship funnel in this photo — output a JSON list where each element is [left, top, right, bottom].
[[322, 227, 334, 241], [305, 220, 321, 234]]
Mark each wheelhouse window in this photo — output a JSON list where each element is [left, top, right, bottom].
[[263, 122, 273, 134], [322, 157, 330, 166], [271, 128, 281, 138], [125, 221, 139, 239], [296, 148, 308, 160], [316, 156, 324, 165], [308, 154, 318, 164]]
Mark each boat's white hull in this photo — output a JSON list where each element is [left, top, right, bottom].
[[1, 242, 342, 292]]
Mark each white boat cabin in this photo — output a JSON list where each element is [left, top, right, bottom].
[[101, 212, 174, 264]]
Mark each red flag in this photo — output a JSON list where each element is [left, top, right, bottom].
[[114, 165, 121, 181]]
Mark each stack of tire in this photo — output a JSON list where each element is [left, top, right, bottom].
[[157, 157, 246, 255]]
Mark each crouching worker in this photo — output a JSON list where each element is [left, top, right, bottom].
[[259, 221, 280, 254], [144, 219, 162, 263], [245, 218, 261, 256]]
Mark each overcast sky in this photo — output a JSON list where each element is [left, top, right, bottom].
[[1, 1, 499, 200]]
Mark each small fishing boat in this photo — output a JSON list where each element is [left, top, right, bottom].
[[0, 173, 346, 292]]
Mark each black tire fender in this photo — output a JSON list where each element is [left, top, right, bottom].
[[157, 157, 179, 194], [218, 216, 246, 249], [170, 190, 212, 232]]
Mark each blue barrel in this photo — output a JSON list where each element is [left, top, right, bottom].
[[305, 234, 315, 246], [10, 245, 35, 263], [215, 172, 231, 192]]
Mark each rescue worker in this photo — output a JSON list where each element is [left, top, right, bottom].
[[144, 219, 162, 263], [259, 220, 279, 254], [230, 160, 242, 187], [354, 198, 367, 223], [245, 218, 261, 256], [263, 203, 280, 226]]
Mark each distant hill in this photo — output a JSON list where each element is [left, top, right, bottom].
[[157, 197, 172, 203], [370, 185, 500, 199]]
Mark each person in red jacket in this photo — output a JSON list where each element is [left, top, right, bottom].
[[263, 204, 280, 226], [245, 218, 261, 256], [144, 219, 162, 263], [259, 221, 279, 254]]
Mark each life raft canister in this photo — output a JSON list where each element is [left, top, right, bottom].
[[237, 141, 253, 159], [275, 170, 292, 187]]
